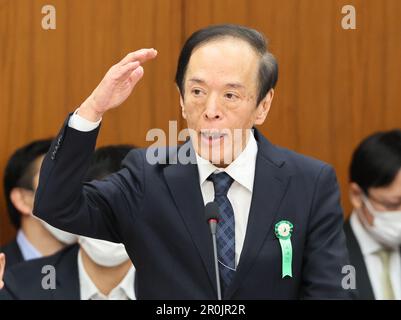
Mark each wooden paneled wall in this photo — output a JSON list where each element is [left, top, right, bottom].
[[1, 0, 401, 245]]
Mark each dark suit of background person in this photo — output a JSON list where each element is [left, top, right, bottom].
[[0, 245, 80, 300], [0, 139, 76, 270], [0, 145, 136, 300], [0, 232, 136, 300], [32, 25, 351, 299], [344, 130, 401, 300], [344, 221, 374, 299], [0, 242, 23, 268]]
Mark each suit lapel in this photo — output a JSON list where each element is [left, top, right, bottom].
[[163, 144, 217, 295], [225, 130, 291, 299], [344, 221, 375, 300], [163, 133, 291, 299]]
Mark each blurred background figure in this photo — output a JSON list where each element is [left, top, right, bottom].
[[345, 129, 401, 300], [0, 139, 77, 269], [0, 145, 136, 300]]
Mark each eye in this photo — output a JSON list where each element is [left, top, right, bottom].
[[224, 92, 239, 101], [191, 88, 204, 96]]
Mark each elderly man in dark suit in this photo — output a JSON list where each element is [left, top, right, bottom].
[[32, 24, 350, 299]]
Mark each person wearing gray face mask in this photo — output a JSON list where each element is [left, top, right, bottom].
[[345, 129, 401, 300], [0, 145, 136, 300]]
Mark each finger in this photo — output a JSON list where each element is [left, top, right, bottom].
[[120, 48, 158, 66], [0, 253, 5, 286], [0, 253, 5, 267], [115, 61, 141, 80], [120, 48, 157, 65], [129, 66, 144, 87]]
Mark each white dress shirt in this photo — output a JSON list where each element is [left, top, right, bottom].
[[16, 229, 42, 261], [195, 133, 257, 267], [350, 212, 401, 300], [77, 250, 136, 300], [68, 109, 102, 131], [68, 110, 258, 267]]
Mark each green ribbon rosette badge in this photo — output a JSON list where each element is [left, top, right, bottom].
[[275, 220, 293, 278]]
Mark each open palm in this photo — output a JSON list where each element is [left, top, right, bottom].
[[84, 48, 158, 115]]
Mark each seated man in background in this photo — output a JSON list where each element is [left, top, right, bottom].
[[0, 145, 136, 299], [345, 129, 401, 300], [0, 139, 77, 269]]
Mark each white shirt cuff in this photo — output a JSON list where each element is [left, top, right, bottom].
[[68, 108, 102, 132]]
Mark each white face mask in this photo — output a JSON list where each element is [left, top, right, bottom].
[[39, 219, 78, 245], [360, 195, 401, 248], [78, 236, 130, 267]]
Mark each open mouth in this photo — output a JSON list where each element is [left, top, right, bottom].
[[200, 130, 227, 144]]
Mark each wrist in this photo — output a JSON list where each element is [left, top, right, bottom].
[[78, 96, 103, 122]]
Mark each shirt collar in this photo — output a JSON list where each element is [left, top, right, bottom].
[[195, 129, 258, 192], [350, 211, 383, 255], [77, 250, 136, 300], [16, 229, 42, 261]]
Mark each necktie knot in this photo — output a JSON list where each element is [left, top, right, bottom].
[[208, 172, 234, 196]]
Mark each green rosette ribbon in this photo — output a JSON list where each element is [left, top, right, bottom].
[[274, 220, 293, 278]]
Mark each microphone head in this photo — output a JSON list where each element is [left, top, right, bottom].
[[205, 202, 219, 223]]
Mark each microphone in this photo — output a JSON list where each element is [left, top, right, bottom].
[[205, 202, 222, 300]]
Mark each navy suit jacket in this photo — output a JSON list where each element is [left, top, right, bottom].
[[33, 116, 351, 299], [0, 239, 24, 269], [0, 245, 80, 300], [342, 220, 401, 300], [343, 221, 373, 299]]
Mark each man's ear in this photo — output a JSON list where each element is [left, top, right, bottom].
[[349, 182, 363, 210], [10, 188, 34, 216], [349, 182, 374, 225], [179, 94, 187, 120], [176, 85, 187, 119], [254, 89, 274, 125]]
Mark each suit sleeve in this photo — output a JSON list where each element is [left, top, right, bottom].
[[33, 115, 145, 243], [300, 164, 352, 299]]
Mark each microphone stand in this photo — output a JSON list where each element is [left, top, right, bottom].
[[209, 219, 222, 300]]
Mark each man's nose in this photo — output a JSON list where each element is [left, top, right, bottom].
[[203, 96, 222, 120]]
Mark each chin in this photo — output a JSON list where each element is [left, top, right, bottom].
[[202, 147, 233, 167]]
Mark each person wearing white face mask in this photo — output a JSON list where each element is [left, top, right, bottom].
[[0, 145, 136, 300], [0, 139, 77, 271], [345, 129, 401, 300], [78, 236, 134, 300]]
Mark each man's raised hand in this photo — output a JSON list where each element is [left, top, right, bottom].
[[78, 48, 158, 122]]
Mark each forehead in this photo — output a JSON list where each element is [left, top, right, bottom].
[[185, 37, 260, 86]]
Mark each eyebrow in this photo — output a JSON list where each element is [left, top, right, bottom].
[[188, 78, 206, 85], [187, 78, 245, 89]]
